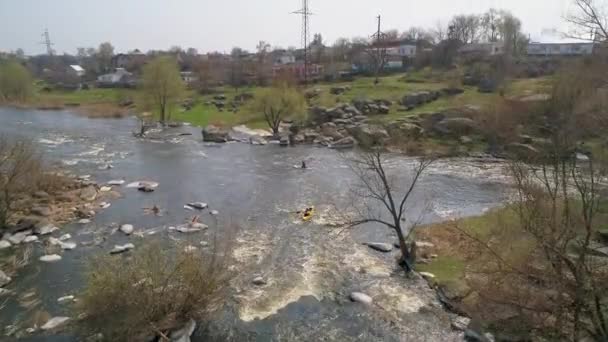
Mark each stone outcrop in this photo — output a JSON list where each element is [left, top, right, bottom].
[[401, 90, 440, 110], [202, 125, 231, 143]]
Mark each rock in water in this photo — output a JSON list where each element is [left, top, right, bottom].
[[0, 270, 12, 287], [60, 241, 77, 250], [80, 186, 98, 201], [349, 292, 372, 305], [252, 276, 267, 286], [419, 272, 436, 281], [183, 246, 198, 253], [8, 232, 28, 245], [202, 125, 231, 143], [451, 316, 471, 331], [138, 185, 155, 193], [176, 224, 208, 233], [41, 317, 70, 331], [23, 235, 39, 243], [37, 224, 59, 235], [78, 218, 91, 224], [110, 243, 135, 254], [59, 234, 71, 241], [170, 319, 196, 342], [364, 242, 393, 253], [40, 254, 62, 263], [0, 241, 11, 250], [187, 202, 208, 210], [57, 295, 75, 304], [100, 186, 112, 192], [120, 224, 134, 235]]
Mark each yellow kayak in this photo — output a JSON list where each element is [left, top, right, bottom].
[[302, 207, 315, 222]]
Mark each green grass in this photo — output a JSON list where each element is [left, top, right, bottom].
[[416, 256, 466, 283], [28, 72, 554, 128], [171, 86, 269, 128], [34, 83, 136, 106]]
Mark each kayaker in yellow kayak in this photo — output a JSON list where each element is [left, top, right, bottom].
[[302, 206, 315, 221]]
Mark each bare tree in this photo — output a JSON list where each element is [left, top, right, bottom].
[[347, 149, 433, 272], [401, 27, 432, 42], [256, 41, 271, 86], [432, 21, 448, 43], [455, 151, 608, 341], [500, 11, 525, 54], [566, 0, 608, 41], [481, 8, 502, 42], [332, 37, 351, 62], [0, 138, 41, 230], [449, 14, 482, 44], [97, 42, 114, 72], [384, 29, 400, 41], [366, 37, 389, 85]]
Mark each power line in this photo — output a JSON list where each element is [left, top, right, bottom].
[[40, 28, 54, 56], [292, 0, 313, 85]]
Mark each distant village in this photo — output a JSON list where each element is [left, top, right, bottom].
[[0, 22, 598, 93]]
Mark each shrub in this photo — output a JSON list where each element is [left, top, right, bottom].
[[0, 138, 42, 230], [0, 60, 33, 103], [77, 241, 232, 341]]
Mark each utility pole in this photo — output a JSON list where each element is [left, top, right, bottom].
[[369, 15, 387, 85], [292, 0, 312, 85], [40, 28, 54, 56]]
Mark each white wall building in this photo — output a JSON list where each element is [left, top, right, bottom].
[[527, 29, 596, 56]]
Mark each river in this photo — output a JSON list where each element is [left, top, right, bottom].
[[0, 108, 510, 341]]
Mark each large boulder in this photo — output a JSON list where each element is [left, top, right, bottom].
[[434, 118, 478, 136], [80, 186, 97, 202], [202, 125, 231, 143], [402, 91, 432, 107], [351, 125, 390, 146], [330, 136, 356, 149], [330, 86, 348, 95], [350, 292, 373, 305], [364, 242, 393, 253], [377, 104, 390, 115], [387, 122, 424, 139], [0, 270, 11, 287], [41, 317, 70, 331]]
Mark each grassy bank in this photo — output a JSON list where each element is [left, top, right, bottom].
[[415, 200, 608, 338], [16, 73, 552, 130]]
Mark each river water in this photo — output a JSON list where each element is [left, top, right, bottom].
[[0, 108, 510, 341]]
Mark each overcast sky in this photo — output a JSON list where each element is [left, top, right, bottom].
[[0, 0, 575, 55]]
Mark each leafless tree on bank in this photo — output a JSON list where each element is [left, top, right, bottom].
[[566, 0, 608, 41], [454, 145, 608, 340], [366, 42, 388, 85], [345, 149, 434, 272]]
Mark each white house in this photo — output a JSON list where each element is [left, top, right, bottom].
[[458, 42, 505, 56], [180, 71, 198, 84], [386, 44, 417, 58], [527, 29, 596, 56], [97, 68, 134, 87], [68, 65, 85, 77], [274, 52, 296, 65], [527, 42, 595, 56]]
